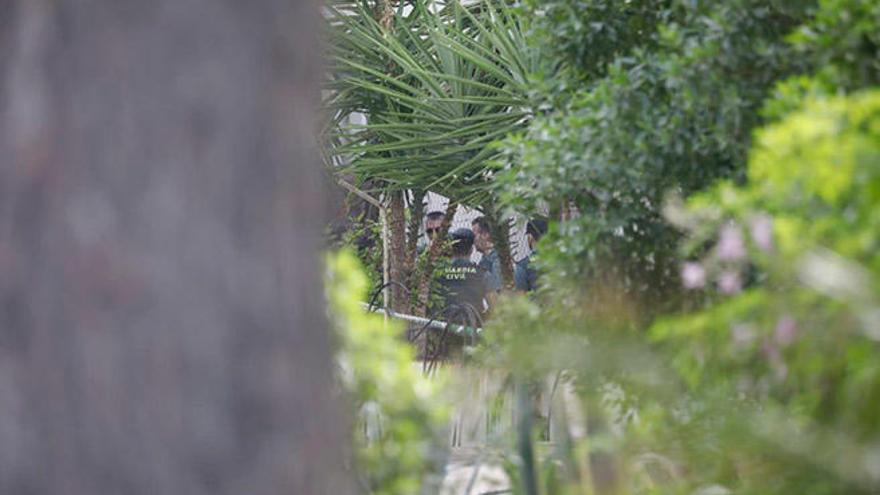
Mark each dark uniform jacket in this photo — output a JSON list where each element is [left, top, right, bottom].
[[477, 249, 502, 292], [439, 258, 488, 322], [514, 252, 539, 292]]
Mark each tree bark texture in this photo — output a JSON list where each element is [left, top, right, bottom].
[[377, 0, 395, 30], [387, 190, 408, 312], [414, 202, 458, 319], [0, 1, 354, 494], [404, 189, 425, 295]]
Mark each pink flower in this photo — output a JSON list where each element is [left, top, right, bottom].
[[681, 262, 707, 289], [717, 271, 742, 294], [750, 214, 774, 252], [762, 340, 788, 382], [774, 315, 797, 346], [716, 224, 746, 261], [762, 340, 779, 360]]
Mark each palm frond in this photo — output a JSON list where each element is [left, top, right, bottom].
[[323, 0, 540, 202]]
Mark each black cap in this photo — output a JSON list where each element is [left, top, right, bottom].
[[449, 228, 475, 242], [526, 218, 548, 239]]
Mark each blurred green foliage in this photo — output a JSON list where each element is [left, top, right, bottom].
[[326, 251, 448, 494], [789, 0, 880, 90], [647, 90, 880, 495]]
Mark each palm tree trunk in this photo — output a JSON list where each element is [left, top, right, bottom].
[[414, 202, 458, 318], [374, 0, 404, 311], [387, 190, 409, 312], [485, 205, 516, 289], [405, 189, 425, 291], [0, 1, 354, 494], [377, 0, 395, 30]]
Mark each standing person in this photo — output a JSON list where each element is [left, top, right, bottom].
[[439, 228, 489, 323], [515, 218, 548, 292], [418, 210, 446, 253], [472, 216, 503, 292]]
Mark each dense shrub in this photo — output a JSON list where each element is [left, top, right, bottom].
[[496, 0, 814, 305], [647, 89, 880, 495], [790, 0, 880, 90], [482, 88, 880, 495], [484, 2, 880, 493]]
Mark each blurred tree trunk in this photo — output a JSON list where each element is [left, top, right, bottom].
[[0, 1, 354, 494]]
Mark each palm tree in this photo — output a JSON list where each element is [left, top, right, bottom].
[[325, 0, 539, 311]]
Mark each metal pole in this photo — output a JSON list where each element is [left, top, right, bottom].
[[361, 303, 482, 337], [379, 206, 390, 321]]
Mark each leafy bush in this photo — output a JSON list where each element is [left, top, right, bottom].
[[326, 251, 448, 494], [647, 89, 880, 495], [790, 0, 880, 90], [482, 88, 880, 495], [496, 0, 814, 305]]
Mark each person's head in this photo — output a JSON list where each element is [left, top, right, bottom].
[[471, 216, 493, 253], [449, 228, 475, 258], [526, 218, 548, 250], [425, 211, 445, 240]]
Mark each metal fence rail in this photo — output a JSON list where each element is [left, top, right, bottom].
[[361, 302, 483, 337]]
